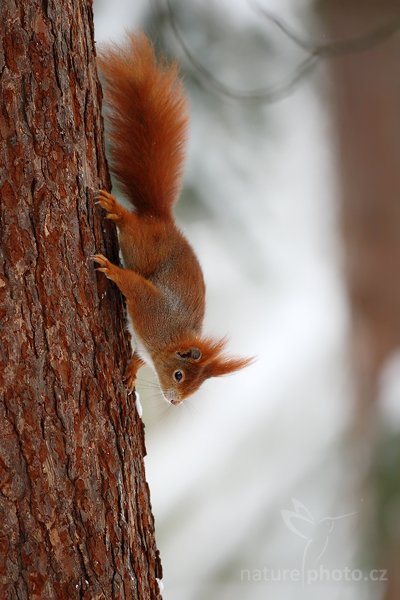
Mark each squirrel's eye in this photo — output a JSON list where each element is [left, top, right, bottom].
[[173, 370, 184, 383]]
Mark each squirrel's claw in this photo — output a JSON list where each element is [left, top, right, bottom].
[[91, 253, 108, 266], [91, 254, 113, 279], [95, 190, 122, 222]]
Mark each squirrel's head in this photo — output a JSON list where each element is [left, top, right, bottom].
[[154, 337, 253, 405]]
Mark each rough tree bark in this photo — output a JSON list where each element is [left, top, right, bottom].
[[0, 2, 162, 599], [319, 1, 400, 598]]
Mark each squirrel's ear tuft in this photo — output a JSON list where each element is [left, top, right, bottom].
[[173, 336, 254, 375], [206, 354, 254, 378], [199, 336, 254, 377]]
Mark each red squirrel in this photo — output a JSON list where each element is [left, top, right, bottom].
[[92, 33, 252, 405]]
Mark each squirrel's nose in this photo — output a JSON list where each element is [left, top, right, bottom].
[[162, 390, 179, 405]]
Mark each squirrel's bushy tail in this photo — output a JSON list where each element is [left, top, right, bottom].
[[98, 34, 188, 219]]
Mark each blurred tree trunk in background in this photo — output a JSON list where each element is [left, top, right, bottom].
[[319, 1, 400, 598], [0, 1, 161, 598]]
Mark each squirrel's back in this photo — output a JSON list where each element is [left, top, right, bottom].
[[98, 34, 188, 219]]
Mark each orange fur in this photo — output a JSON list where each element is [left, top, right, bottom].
[[95, 35, 252, 404]]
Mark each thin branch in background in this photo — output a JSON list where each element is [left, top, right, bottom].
[[163, 0, 400, 103], [250, 1, 400, 57], [248, 0, 315, 52], [164, 0, 318, 103]]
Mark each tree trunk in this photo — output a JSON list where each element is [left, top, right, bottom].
[[0, 2, 162, 598], [319, 1, 400, 598], [318, 0, 400, 399]]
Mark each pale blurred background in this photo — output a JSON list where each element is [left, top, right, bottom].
[[94, 1, 400, 598]]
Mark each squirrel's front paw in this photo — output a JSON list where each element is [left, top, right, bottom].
[[95, 189, 123, 222], [125, 355, 145, 394]]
